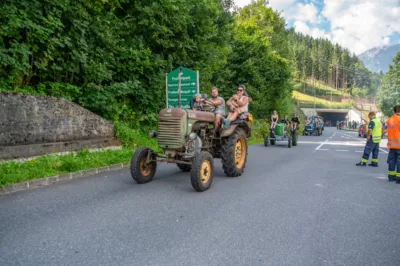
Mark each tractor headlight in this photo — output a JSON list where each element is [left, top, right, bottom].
[[189, 132, 197, 140], [149, 130, 158, 138]]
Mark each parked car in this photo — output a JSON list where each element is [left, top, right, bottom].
[[358, 124, 367, 138], [359, 123, 386, 139]]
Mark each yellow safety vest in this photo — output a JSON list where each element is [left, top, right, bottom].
[[371, 117, 382, 143]]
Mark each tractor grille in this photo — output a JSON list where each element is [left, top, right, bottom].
[[157, 117, 182, 148]]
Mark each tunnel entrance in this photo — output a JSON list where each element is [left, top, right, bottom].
[[316, 111, 348, 127]]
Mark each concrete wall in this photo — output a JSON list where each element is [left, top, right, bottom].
[[0, 92, 120, 159], [300, 108, 317, 118], [346, 109, 362, 123]]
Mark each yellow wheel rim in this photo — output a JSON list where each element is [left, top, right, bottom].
[[200, 160, 211, 184], [235, 136, 246, 169], [140, 156, 152, 176]]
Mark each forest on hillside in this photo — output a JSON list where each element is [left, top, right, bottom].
[[0, 0, 382, 126], [289, 32, 382, 99], [378, 51, 400, 116]]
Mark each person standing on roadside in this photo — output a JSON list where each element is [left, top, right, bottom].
[[386, 105, 400, 183], [356, 111, 382, 167]]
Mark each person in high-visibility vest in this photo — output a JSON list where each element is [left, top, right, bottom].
[[356, 111, 382, 166], [386, 105, 400, 183]]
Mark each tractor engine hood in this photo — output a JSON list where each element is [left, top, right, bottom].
[[186, 110, 215, 123]]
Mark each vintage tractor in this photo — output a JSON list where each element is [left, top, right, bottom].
[[264, 123, 297, 147], [130, 102, 252, 192]]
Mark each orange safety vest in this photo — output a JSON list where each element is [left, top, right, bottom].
[[386, 114, 400, 149]]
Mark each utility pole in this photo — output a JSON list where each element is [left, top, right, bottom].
[[312, 68, 316, 112]]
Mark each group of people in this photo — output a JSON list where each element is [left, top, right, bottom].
[[356, 106, 400, 184], [269, 111, 300, 132], [191, 85, 249, 129]]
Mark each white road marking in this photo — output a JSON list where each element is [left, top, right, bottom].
[[314, 184, 325, 188], [336, 150, 349, 152], [376, 176, 387, 180], [355, 150, 363, 153], [317, 149, 329, 151], [379, 148, 388, 154], [299, 141, 365, 147], [313, 138, 330, 153]]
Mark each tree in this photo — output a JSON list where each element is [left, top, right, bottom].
[[378, 52, 400, 116]]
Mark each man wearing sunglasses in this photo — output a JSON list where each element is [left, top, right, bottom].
[[222, 85, 249, 128]]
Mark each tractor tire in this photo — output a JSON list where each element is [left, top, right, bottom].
[[264, 136, 270, 146], [130, 147, 157, 184], [221, 127, 248, 177], [190, 151, 214, 192], [292, 132, 297, 146], [177, 163, 191, 172]]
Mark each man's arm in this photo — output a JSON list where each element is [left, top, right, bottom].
[[213, 98, 222, 106], [226, 96, 233, 106]]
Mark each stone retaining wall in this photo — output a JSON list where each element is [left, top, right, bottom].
[[0, 92, 120, 159]]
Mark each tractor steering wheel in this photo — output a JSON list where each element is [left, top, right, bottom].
[[201, 100, 217, 113]]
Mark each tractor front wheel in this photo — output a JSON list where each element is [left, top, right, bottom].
[[190, 151, 214, 192], [264, 136, 270, 146], [130, 147, 157, 184], [292, 131, 297, 146]]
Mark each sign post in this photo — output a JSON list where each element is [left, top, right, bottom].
[[166, 66, 199, 109]]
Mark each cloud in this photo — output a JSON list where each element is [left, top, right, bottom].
[[234, 0, 400, 53], [293, 21, 331, 40], [322, 0, 400, 54], [268, 0, 297, 11], [234, 0, 296, 10], [287, 3, 318, 24]]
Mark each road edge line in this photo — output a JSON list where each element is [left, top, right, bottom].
[[0, 163, 130, 196]]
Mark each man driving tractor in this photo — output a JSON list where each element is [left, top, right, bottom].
[[191, 87, 226, 129], [208, 87, 225, 129], [291, 113, 300, 131]]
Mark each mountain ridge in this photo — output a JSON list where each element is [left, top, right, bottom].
[[358, 44, 400, 73]]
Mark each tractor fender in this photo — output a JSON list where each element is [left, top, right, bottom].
[[221, 125, 238, 138]]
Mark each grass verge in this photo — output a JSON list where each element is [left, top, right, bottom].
[[0, 148, 135, 187], [293, 80, 348, 96], [292, 91, 353, 109]]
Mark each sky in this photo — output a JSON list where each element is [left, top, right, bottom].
[[234, 0, 400, 55]]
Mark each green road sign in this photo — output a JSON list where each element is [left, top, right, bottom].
[[166, 66, 199, 109]]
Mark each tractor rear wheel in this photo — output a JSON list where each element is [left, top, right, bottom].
[[221, 127, 248, 177], [190, 151, 214, 192], [130, 147, 157, 184]]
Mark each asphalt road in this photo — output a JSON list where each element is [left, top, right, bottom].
[[1, 127, 400, 266]]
